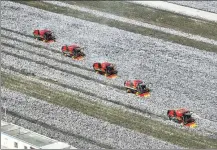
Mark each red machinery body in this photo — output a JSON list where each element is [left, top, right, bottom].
[[124, 80, 150, 97], [61, 44, 85, 60], [33, 29, 55, 43], [167, 108, 196, 128], [124, 80, 143, 89], [93, 62, 117, 78]]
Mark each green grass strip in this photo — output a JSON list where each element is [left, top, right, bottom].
[[65, 1, 217, 41], [14, 1, 217, 53], [2, 72, 217, 148]]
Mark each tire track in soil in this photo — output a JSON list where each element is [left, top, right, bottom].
[[2, 40, 213, 104], [1, 42, 124, 91], [1, 34, 61, 54], [0, 107, 114, 149], [1, 63, 167, 120], [1, 31, 94, 72], [1, 27, 34, 38]]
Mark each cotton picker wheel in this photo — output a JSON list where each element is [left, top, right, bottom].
[[63, 53, 67, 57]]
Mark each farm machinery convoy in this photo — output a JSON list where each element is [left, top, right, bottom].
[[32, 29, 197, 128]]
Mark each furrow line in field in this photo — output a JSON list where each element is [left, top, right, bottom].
[[1, 34, 93, 72], [2, 42, 124, 91], [0, 108, 113, 149], [1, 63, 167, 120]]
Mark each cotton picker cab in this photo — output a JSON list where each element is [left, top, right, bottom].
[[61, 44, 85, 60], [167, 108, 196, 128], [33, 29, 56, 43], [93, 62, 118, 79], [124, 80, 150, 97]]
